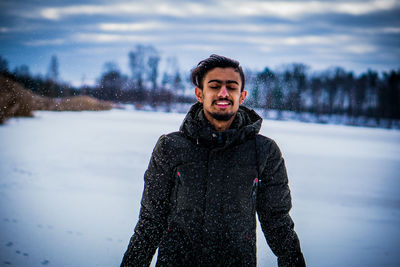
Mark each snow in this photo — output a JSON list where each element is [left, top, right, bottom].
[[0, 109, 399, 267]]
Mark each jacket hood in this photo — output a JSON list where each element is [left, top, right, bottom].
[[179, 102, 262, 148]]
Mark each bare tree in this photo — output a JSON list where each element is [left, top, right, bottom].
[[0, 55, 9, 74], [47, 55, 59, 82], [97, 62, 126, 101], [148, 55, 160, 91]]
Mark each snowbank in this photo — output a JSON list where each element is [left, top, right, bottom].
[[0, 109, 399, 266]]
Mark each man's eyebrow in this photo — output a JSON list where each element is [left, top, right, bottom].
[[207, 79, 239, 85]]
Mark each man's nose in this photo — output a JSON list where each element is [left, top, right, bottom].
[[217, 86, 229, 98]]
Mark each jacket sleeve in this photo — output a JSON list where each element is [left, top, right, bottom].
[[121, 135, 174, 267], [257, 139, 306, 267]]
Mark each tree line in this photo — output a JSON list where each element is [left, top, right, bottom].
[[86, 45, 189, 105], [0, 45, 399, 127], [0, 45, 190, 105], [246, 64, 399, 126]]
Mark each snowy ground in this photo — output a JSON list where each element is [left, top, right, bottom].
[[0, 109, 399, 267]]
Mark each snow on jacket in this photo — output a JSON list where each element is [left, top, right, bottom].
[[121, 102, 305, 267]]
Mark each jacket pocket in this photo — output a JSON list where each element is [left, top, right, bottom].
[[174, 163, 207, 211]]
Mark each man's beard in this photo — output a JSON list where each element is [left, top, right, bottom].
[[210, 111, 235, 121], [209, 98, 235, 121]]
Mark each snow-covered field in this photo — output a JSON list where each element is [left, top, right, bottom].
[[0, 109, 399, 267]]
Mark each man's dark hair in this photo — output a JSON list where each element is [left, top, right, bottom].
[[190, 54, 245, 92]]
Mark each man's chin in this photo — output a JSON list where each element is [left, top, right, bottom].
[[210, 112, 235, 121]]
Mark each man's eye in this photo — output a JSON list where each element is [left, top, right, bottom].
[[227, 86, 237, 90], [210, 86, 219, 89]]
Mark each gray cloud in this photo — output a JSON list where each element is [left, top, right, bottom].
[[19, 0, 397, 20], [0, 0, 399, 85]]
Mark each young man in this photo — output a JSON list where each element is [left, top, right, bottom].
[[121, 54, 305, 266]]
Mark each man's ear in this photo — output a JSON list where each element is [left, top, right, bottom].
[[195, 87, 204, 103], [240, 90, 247, 104]]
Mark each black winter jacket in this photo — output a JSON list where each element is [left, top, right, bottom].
[[121, 103, 305, 267]]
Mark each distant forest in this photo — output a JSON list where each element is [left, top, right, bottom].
[[1, 44, 399, 128]]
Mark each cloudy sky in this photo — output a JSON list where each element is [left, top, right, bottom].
[[1, 0, 399, 86]]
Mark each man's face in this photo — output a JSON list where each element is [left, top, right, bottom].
[[195, 67, 247, 123]]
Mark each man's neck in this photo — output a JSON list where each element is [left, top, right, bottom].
[[203, 111, 235, 132]]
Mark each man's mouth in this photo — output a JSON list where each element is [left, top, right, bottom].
[[214, 99, 232, 108]]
